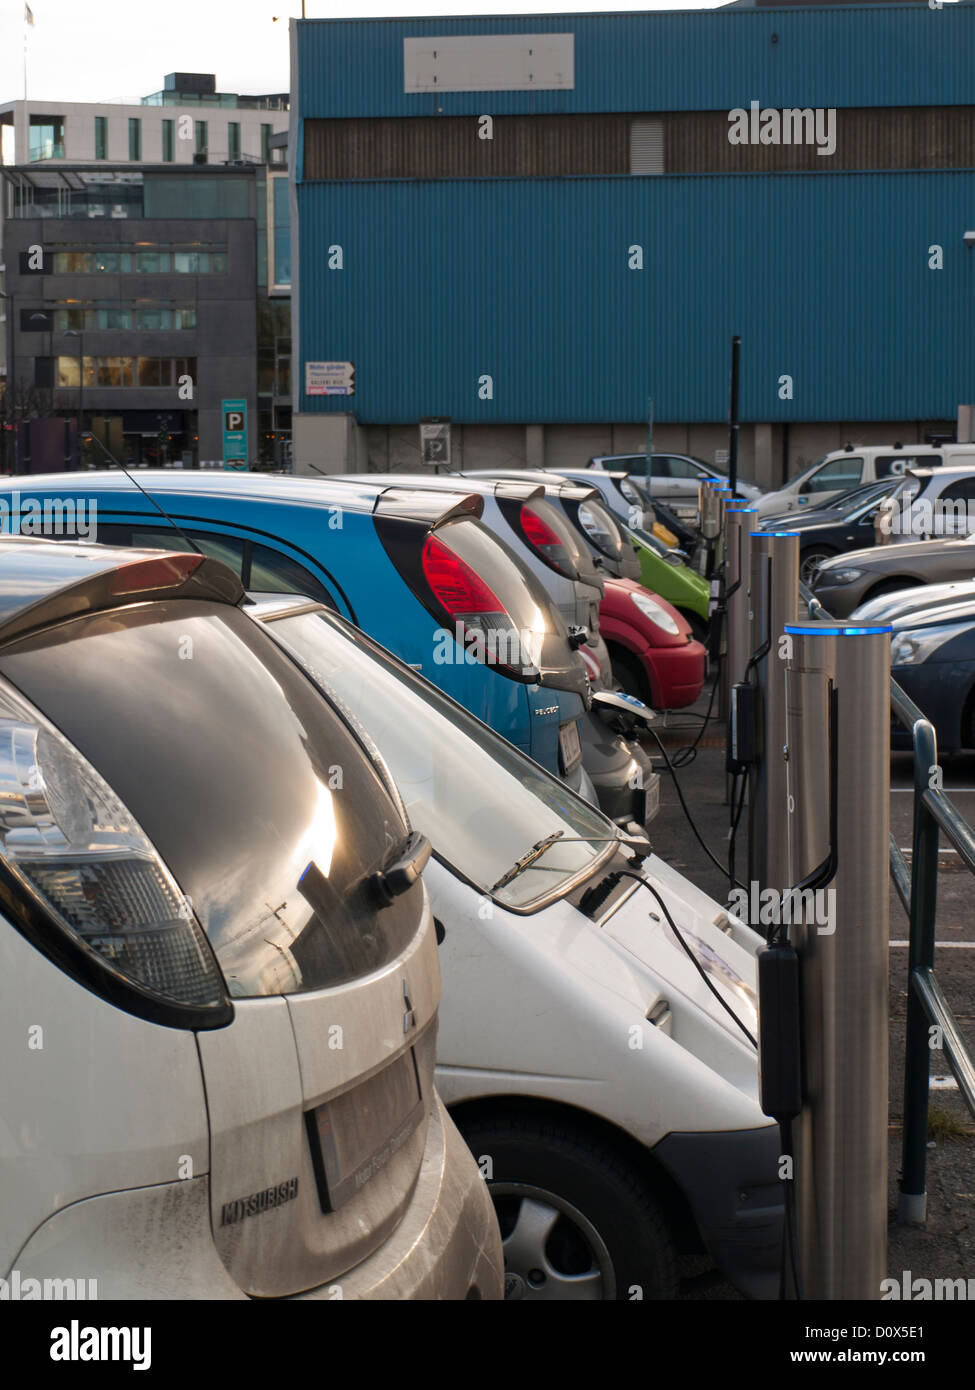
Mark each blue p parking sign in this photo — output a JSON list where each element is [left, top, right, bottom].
[[222, 399, 248, 465]]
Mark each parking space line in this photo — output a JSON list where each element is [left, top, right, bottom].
[[890, 940, 975, 948]]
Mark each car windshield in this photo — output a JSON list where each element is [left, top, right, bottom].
[[262, 608, 617, 910], [831, 481, 904, 516]]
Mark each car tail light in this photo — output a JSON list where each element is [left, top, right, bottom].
[[421, 533, 535, 673], [0, 679, 230, 1029], [519, 505, 575, 577]]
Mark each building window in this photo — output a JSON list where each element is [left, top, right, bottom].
[[228, 121, 241, 160], [134, 245, 171, 273], [128, 118, 142, 162], [271, 175, 290, 288], [49, 243, 226, 274], [162, 119, 175, 162], [29, 116, 65, 161], [94, 116, 108, 160], [261, 123, 272, 164], [57, 355, 195, 387], [194, 120, 208, 157]]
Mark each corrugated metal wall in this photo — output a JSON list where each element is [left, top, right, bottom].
[[295, 10, 975, 119], [296, 169, 975, 425]]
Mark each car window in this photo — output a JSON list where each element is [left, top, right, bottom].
[[937, 479, 975, 502], [662, 456, 701, 480], [803, 457, 863, 494], [97, 524, 336, 608], [875, 454, 942, 478], [266, 610, 616, 911], [0, 601, 418, 997]]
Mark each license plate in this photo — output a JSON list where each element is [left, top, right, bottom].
[[559, 719, 582, 773], [305, 1050, 424, 1213]]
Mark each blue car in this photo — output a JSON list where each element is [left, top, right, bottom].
[[890, 598, 975, 752], [0, 471, 593, 785]]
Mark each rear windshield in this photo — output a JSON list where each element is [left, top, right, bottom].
[[264, 608, 616, 911], [0, 600, 419, 997]]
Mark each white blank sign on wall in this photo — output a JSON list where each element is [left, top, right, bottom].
[[404, 34, 575, 93]]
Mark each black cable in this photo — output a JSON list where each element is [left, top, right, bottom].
[[779, 1116, 804, 1301], [614, 869, 757, 1049], [646, 726, 748, 891], [670, 653, 722, 769], [728, 768, 748, 895]]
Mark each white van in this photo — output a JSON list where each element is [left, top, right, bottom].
[[755, 442, 975, 517]]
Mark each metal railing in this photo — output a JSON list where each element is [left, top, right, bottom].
[[798, 577, 975, 1222], [890, 680, 975, 1222]]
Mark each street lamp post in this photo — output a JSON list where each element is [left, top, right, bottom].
[[65, 328, 84, 466]]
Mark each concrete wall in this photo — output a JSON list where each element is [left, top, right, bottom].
[[294, 416, 958, 487]]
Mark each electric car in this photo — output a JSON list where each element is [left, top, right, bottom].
[[600, 578, 707, 709], [587, 454, 763, 513], [0, 537, 502, 1300], [0, 470, 593, 794], [852, 577, 975, 626], [252, 592, 783, 1302], [754, 442, 975, 518], [333, 472, 612, 679], [755, 477, 917, 585], [811, 530, 975, 617]]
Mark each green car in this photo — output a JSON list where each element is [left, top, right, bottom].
[[623, 523, 711, 637]]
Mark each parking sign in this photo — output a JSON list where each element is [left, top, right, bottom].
[[222, 399, 248, 463]]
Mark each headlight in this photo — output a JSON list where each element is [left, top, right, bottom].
[[890, 621, 971, 667], [827, 568, 863, 585], [630, 590, 681, 635]]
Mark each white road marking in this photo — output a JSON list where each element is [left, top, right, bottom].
[[890, 940, 975, 948]]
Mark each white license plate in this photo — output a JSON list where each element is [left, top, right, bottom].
[[559, 720, 582, 773]]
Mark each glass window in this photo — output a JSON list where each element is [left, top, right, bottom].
[[54, 252, 91, 274], [268, 611, 614, 911], [134, 305, 171, 330], [803, 457, 863, 494], [261, 123, 272, 164], [875, 454, 942, 479], [272, 176, 290, 286], [248, 544, 336, 607], [94, 116, 108, 160], [161, 119, 175, 163], [93, 305, 132, 330], [211, 246, 228, 273], [662, 456, 703, 480], [228, 121, 241, 160], [0, 604, 418, 998], [194, 120, 208, 156], [277, 357, 290, 396], [55, 306, 85, 331], [56, 355, 80, 388], [173, 247, 206, 273], [128, 118, 142, 161], [96, 357, 133, 387], [174, 357, 197, 381], [137, 357, 172, 386], [938, 479, 975, 502], [93, 251, 129, 274], [135, 247, 171, 273], [29, 117, 65, 162], [173, 306, 196, 329]]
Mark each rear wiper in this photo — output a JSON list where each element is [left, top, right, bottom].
[[491, 832, 565, 892]]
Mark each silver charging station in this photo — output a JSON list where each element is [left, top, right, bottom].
[[782, 620, 891, 1300], [723, 506, 758, 710], [700, 480, 721, 541], [747, 532, 800, 890]]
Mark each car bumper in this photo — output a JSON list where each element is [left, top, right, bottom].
[[653, 1124, 783, 1300], [12, 1095, 503, 1301], [643, 642, 707, 709], [809, 578, 869, 617]]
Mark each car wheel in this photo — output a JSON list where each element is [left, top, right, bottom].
[[686, 611, 709, 644], [608, 645, 651, 704], [799, 547, 837, 585], [458, 1114, 678, 1301], [864, 577, 915, 602]]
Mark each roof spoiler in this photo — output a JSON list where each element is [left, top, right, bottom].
[[371, 487, 485, 527], [0, 542, 244, 649]]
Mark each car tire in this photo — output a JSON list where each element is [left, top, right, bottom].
[[799, 546, 837, 585], [457, 1113, 678, 1301], [607, 645, 651, 704]]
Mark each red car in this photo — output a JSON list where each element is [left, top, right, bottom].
[[600, 576, 707, 709]]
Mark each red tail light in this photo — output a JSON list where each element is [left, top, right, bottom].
[[422, 534, 504, 617], [519, 505, 574, 577]]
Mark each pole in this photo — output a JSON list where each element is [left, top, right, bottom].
[[784, 620, 891, 1299], [747, 531, 800, 890], [728, 334, 740, 496], [645, 395, 654, 506]]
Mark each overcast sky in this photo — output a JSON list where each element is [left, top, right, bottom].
[[0, 1, 721, 105]]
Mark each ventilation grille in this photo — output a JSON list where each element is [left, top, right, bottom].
[[630, 119, 664, 175]]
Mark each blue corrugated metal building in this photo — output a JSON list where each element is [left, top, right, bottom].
[[290, 8, 975, 483]]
